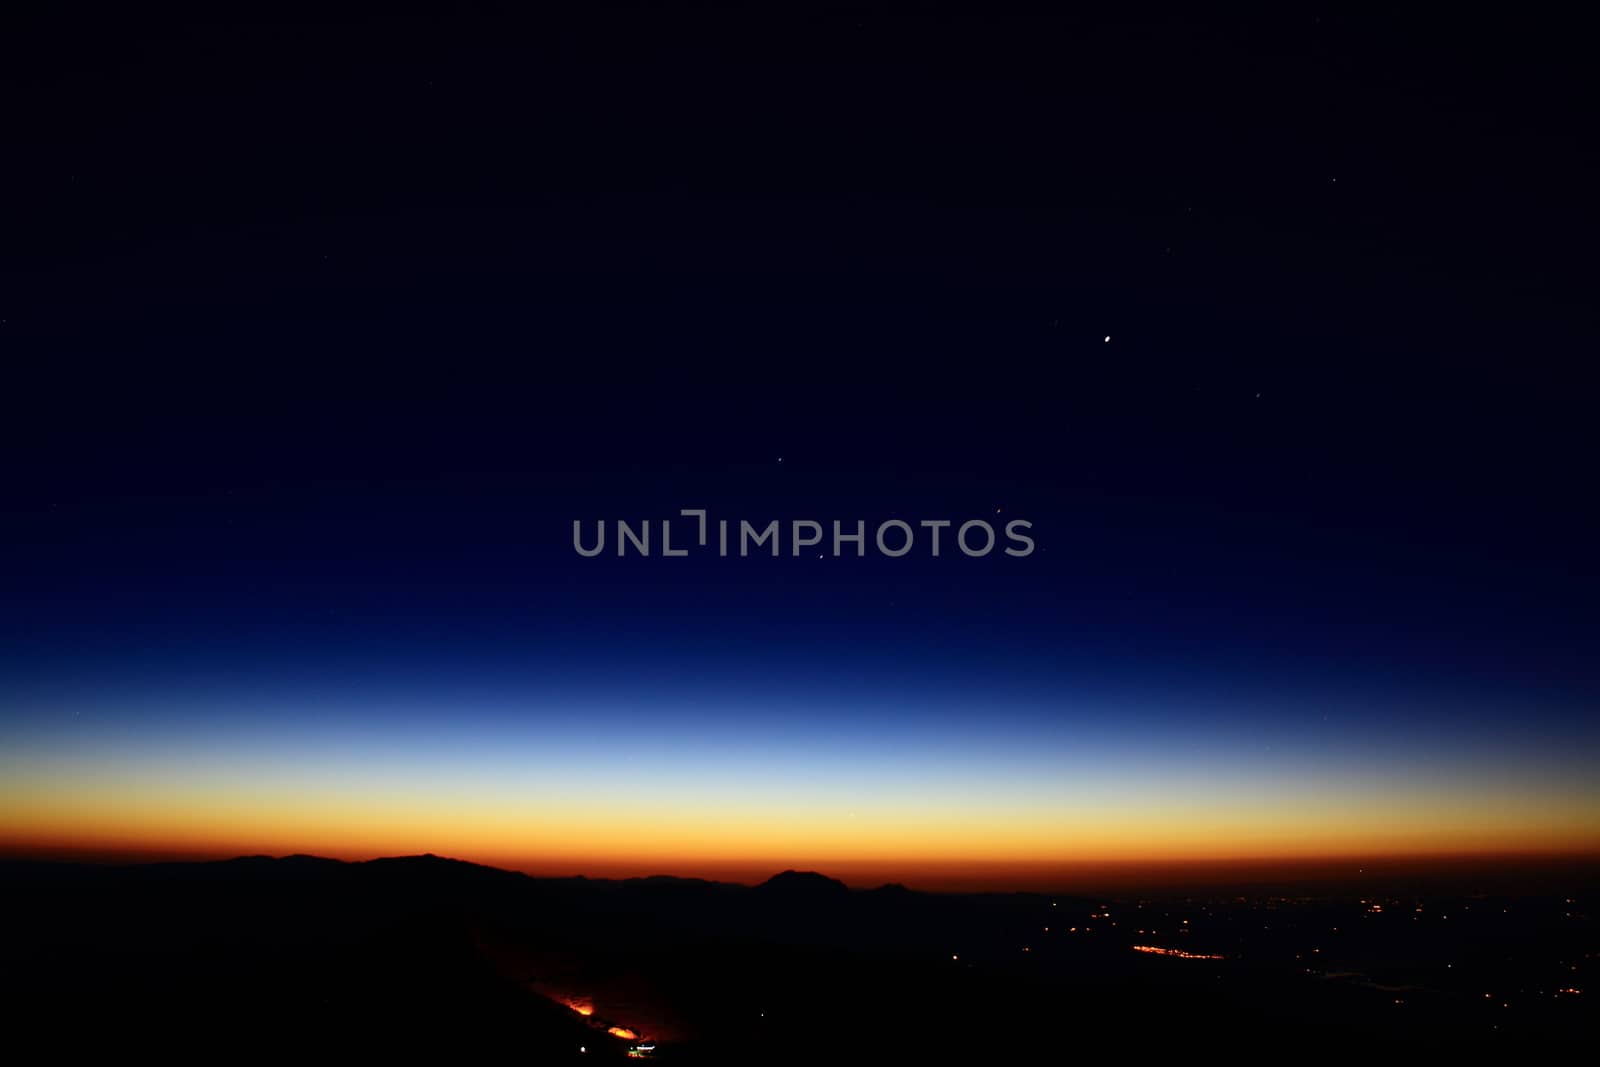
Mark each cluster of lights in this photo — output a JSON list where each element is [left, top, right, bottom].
[[1131, 945, 1224, 960]]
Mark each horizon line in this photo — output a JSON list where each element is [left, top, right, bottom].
[[6, 844, 1599, 894]]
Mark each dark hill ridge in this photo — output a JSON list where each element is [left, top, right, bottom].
[[754, 869, 852, 896], [2, 853, 1591, 1053], [358, 852, 533, 884], [0, 853, 878, 893]]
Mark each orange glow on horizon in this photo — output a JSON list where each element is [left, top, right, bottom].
[[4, 759, 1597, 890], [3, 825, 1597, 892]]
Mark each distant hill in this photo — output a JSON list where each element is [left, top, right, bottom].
[[1, 852, 1589, 1053], [754, 869, 852, 897]]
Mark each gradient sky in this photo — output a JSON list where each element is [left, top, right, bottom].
[[2, 9, 1596, 888]]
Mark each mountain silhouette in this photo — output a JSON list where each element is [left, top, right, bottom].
[[754, 869, 852, 897], [2, 852, 1579, 1055]]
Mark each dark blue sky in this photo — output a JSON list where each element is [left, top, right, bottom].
[[1, 7, 1595, 877]]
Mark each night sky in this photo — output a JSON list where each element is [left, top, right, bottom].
[[2, 7, 1596, 888]]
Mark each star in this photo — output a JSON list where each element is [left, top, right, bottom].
[[1103, 335, 1111, 343]]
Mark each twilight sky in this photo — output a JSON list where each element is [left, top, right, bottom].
[[2, 9, 1596, 888]]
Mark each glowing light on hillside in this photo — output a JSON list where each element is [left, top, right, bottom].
[[1131, 945, 1224, 960]]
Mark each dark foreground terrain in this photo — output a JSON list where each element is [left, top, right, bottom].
[[2, 855, 1594, 1058]]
